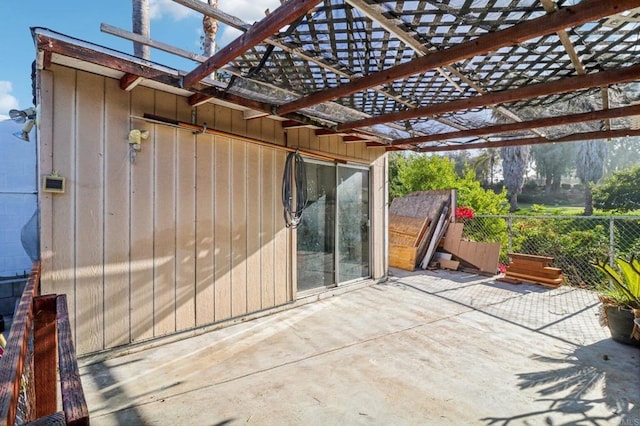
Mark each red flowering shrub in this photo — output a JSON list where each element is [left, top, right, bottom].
[[455, 206, 475, 221]]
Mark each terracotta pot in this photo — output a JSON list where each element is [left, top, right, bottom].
[[603, 305, 640, 347]]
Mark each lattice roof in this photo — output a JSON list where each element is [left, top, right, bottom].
[[34, 0, 640, 151]]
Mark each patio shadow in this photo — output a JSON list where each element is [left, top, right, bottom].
[[482, 339, 640, 425]]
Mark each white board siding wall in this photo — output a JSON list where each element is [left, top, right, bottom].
[[39, 65, 386, 355]]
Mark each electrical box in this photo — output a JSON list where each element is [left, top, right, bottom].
[[42, 173, 65, 194]]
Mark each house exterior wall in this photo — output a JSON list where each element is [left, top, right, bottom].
[[38, 64, 387, 355]]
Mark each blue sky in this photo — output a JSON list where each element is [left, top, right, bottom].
[[0, 0, 278, 119]]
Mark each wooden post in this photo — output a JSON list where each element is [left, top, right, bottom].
[[33, 295, 58, 418]]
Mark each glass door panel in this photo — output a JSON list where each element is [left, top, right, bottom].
[[337, 167, 369, 282], [297, 162, 336, 291]]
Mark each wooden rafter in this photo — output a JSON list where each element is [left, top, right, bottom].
[[182, 0, 323, 88], [119, 73, 143, 91], [172, 0, 466, 135], [345, 0, 544, 138], [276, 0, 640, 116], [397, 128, 640, 153], [392, 104, 640, 146], [338, 63, 640, 131]]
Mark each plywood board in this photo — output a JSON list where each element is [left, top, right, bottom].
[[175, 128, 196, 331], [214, 136, 232, 321], [260, 147, 276, 309], [389, 214, 429, 247], [389, 245, 417, 271], [273, 151, 289, 306], [130, 85, 156, 343], [439, 259, 460, 270], [195, 131, 215, 327], [75, 71, 105, 354], [443, 223, 464, 254], [49, 66, 77, 336], [246, 143, 262, 312], [231, 141, 248, 317], [103, 77, 131, 348]]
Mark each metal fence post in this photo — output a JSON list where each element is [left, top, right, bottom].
[[609, 216, 615, 266], [508, 215, 513, 254]]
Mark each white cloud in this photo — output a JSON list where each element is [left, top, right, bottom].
[[219, 0, 281, 24], [0, 81, 19, 119], [150, 0, 281, 25], [149, 0, 198, 21]]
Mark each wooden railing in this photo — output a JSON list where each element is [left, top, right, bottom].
[[0, 262, 89, 425]]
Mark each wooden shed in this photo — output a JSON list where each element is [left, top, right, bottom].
[[34, 29, 388, 355]]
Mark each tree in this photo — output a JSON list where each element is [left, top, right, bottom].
[[500, 145, 530, 212], [132, 0, 150, 60], [202, 0, 219, 57], [389, 153, 507, 214], [593, 166, 640, 213], [532, 143, 575, 194], [604, 136, 640, 177], [576, 140, 606, 216]]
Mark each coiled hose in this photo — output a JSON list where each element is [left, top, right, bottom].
[[282, 151, 308, 228]]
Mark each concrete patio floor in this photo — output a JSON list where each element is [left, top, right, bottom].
[[80, 269, 640, 425]]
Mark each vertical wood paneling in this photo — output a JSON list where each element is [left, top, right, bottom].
[[44, 67, 388, 355], [74, 72, 105, 354], [153, 91, 177, 336], [214, 136, 232, 321], [103, 78, 131, 348], [246, 143, 262, 312], [308, 131, 320, 152], [176, 125, 196, 331], [231, 141, 248, 316], [129, 86, 155, 342], [273, 119, 286, 146], [195, 130, 215, 326], [49, 66, 77, 337], [231, 109, 247, 137], [273, 151, 288, 306], [246, 116, 262, 141], [329, 136, 339, 156], [260, 147, 275, 309], [215, 105, 232, 134]]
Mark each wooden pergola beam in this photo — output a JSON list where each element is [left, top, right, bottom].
[[392, 104, 640, 146], [276, 0, 640, 116], [338, 63, 640, 131], [119, 73, 144, 91], [182, 0, 322, 88], [397, 128, 640, 153]]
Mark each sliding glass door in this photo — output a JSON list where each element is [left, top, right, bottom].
[[296, 160, 369, 292], [337, 166, 369, 282], [297, 162, 336, 291]]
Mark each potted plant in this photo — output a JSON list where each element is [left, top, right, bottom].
[[591, 256, 640, 346]]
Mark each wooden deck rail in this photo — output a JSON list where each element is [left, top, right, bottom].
[[0, 261, 89, 425]]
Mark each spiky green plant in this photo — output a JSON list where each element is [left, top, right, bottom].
[[592, 256, 640, 310]]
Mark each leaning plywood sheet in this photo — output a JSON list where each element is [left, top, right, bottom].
[[389, 214, 430, 247], [389, 244, 418, 271]]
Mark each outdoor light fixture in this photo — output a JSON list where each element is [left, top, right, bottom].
[[9, 107, 37, 142]]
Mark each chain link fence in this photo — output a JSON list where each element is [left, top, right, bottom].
[[463, 215, 640, 289]]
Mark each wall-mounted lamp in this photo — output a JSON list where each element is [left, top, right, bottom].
[[128, 129, 150, 163], [9, 107, 37, 142]]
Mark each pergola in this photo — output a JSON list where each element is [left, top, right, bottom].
[[47, 0, 640, 152]]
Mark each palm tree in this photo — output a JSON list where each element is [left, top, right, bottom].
[[501, 145, 530, 212], [202, 0, 219, 57], [576, 140, 606, 215], [132, 0, 150, 59]]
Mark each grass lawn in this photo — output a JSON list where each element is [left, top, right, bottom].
[[515, 203, 640, 216]]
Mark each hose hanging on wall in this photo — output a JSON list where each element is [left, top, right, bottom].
[[282, 151, 308, 228]]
